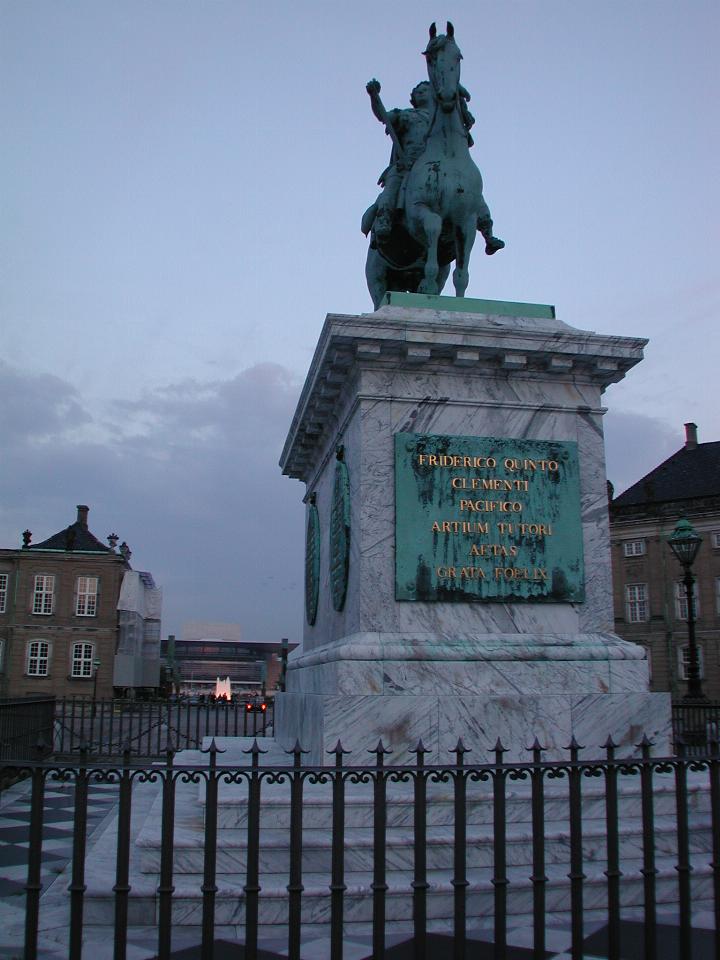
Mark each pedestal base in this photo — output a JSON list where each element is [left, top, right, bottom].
[[275, 632, 672, 762]]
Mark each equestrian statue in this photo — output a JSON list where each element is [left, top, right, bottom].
[[362, 22, 504, 309]]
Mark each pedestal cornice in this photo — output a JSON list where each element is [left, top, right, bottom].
[[280, 301, 647, 482]]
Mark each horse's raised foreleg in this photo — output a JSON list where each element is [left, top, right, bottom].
[[414, 208, 443, 296], [452, 216, 478, 297]]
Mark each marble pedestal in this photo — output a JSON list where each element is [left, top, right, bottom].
[[276, 294, 671, 762]]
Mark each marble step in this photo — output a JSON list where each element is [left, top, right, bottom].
[[138, 812, 713, 877], [83, 861, 715, 931], [209, 778, 711, 830]]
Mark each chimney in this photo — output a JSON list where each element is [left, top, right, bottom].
[[684, 422, 698, 451], [76, 504, 89, 527]]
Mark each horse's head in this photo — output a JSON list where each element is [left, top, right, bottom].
[[423, 21, 462, 113]]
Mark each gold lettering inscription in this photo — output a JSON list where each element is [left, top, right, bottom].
[[431, 520, 489, 534], [503, 458, 559, 473], [451, 477, 529, 491], [469, 544, 518, 558], [519, 523, 553, 536], [494, 567, 548, 581], [459, 499, 523, 513], [419, 455, 497, 469]]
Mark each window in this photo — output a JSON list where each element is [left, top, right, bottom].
[[75, 577, 98, 617], [71, 642, 94, 678], [716, 577, 720, 616], [32, 575, 54, 615], [0, 573, 7, 613], [712, 531, 720, 549], [26, 640, 50, 676], [678, 645, 704, 680], [623, 540, 646, 558], [625, 583, 648, 622], [675, 580, 700, 620]]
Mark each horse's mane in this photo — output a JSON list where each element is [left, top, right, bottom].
[[423, 35, 450, 57]]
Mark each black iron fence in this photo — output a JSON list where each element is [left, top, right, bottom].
[[0, 697, 55, 761], [672, 700, 720, 756], [50, 697, 273, 757], [3, 736, 720, 960]]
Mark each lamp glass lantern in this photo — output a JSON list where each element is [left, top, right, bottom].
[[667, 518, 702, 569]]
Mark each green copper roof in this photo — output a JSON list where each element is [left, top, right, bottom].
[[381, 291, 555, 319]]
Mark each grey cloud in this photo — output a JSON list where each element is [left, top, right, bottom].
[[604, 411, 679, 496], [0, 360, 90, 443], [1, 363, 305, 643]]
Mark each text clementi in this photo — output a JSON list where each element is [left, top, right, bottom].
[[451, 477, 530, 491]]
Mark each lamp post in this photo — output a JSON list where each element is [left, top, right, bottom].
[[280, 637, 289, 693], [667, 518, 704, 701], [92, 656, 101, 716]]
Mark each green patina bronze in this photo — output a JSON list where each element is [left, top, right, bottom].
[[395, 433, 585, 603], [305, 501, 320, 626], [362, 22, 504, 309], [330, 451, 351, 612], [381, 291, 556, 319]]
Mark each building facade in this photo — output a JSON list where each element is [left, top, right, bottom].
[[0, 505, 161, 699], [162, 622, 297, 697], [610, 424, 720, 698]]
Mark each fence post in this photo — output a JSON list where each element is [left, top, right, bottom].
[[528, 737, 548, 959], [23, 740, 46, 960], [328, 740, 349, 960], [411, 739, 430, 959], [709, 736, 720, 959], [243, 737, 266, 960], [200, 737, 224, 959], [371, 739, 391, 960], [69, 743, 90, 960], [449, 738, 470, 960], [637, 734, 657, 960], [157, 744, 176, 960], [113, 746, 133, 960], [675, 738, 692, 958], [287, 739, 308, 960], [566, 736, 586, 960], [603, 736, 622, 960]]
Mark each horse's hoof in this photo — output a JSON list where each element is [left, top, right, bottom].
[[485, 237, 505, 255]]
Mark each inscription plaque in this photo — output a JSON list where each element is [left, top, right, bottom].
[[395, 433, 585, 603]]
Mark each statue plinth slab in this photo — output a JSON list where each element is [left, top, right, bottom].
[[276, 296, 671, 762]]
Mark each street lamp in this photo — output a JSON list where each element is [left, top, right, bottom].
[[280, 638, 289, 693], [667, 518, 704, 700], [92, 656, 102, 716]]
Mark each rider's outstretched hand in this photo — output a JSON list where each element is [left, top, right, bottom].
[[366, 78, 381, 97]]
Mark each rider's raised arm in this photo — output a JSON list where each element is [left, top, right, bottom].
[[366, 78, 390, 125]]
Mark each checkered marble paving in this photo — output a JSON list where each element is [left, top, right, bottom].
[[0, 778, 118, 895], [0, 775, 120, 958]]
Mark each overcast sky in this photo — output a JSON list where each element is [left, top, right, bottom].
[[1, 1, 718, 643]]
